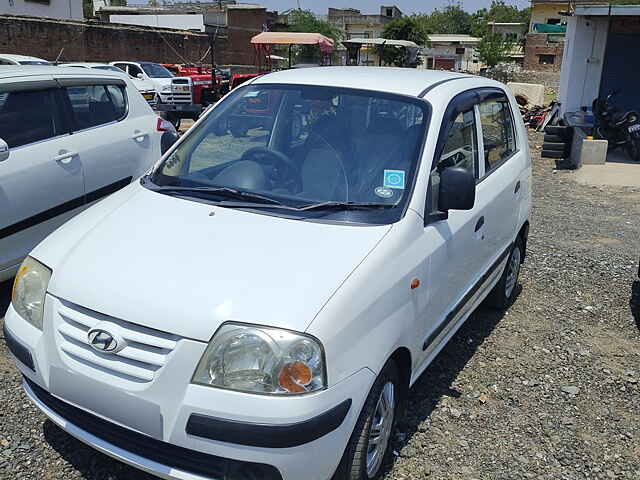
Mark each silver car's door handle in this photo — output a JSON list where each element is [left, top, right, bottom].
[[53, 150, 77, 164], [132, 131, 149, 142]]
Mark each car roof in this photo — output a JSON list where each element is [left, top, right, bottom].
[[0, 53, 49, 62], [252, 66, 472, 98], [61, 62, 112, 67], [0, 65, 130, 80]]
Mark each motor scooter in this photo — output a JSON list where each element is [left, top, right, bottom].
[[592, 91, 640, 162]]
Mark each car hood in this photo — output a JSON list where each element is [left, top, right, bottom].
[[42, 185, 391, 342], [132, 78, 156, 92]]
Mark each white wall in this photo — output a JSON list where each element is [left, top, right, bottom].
[[0, 0, 83, 20], [110, 14, 205, 32], [559, 15, 609, 115]]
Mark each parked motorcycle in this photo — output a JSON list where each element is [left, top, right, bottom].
[[592, 91, 640, 162]]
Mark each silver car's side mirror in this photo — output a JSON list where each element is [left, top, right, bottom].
[[136, 73, 144, 80], [0, 138, 9, 162]]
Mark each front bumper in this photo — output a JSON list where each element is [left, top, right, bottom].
[[4, 297, 375, 480]]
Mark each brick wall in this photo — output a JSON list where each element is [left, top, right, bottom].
[[0, 14, 232, 65], [225, 7, 275, 67], [523, 33, 564, 72]]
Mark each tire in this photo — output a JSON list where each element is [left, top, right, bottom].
[[543, 133, 566, 143], [333, 361, 400, 480], [542, 142, 570, 152], [544, 125, 573, 140], [624, 138, 640, 162], [541, 149, 569, 159], [484, 236, 524, 310]]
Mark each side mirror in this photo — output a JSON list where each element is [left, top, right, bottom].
[[0, 138, 9, 162], [136, 73, 144, 80], [161, 130, 179, 155], [438, 166, 475, 212]]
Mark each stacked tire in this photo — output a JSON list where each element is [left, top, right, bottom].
[[542, 125, 574, 169]]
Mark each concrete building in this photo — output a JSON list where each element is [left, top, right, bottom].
[[326, 5, 402, 65], [420, 34, 481, 72], [523, 0, 568, 71], [487, 21, 525, 65], [0, 0, 83, 20], [96, 3, 277, 66], [559, 5, 640, 116]]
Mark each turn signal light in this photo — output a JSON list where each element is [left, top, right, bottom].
[[278, 361, 312, 393]]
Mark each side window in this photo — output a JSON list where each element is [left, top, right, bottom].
[[113, 63, 128, 74], [64, 84, 127, 131], [128, 64, 143, 77], [0, 89, 61, 148], [478, 96, 516, 175], [429, 107, 478, 214]]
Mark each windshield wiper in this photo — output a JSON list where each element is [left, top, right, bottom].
[[150, 185, 286, 206], [297, 201, 396, 211]]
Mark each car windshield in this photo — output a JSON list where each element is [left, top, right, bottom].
[[141, 63, 173, 78], [19, 61, 51, 65], [92, 65, 123, 72], [148, 84, 429, 224]]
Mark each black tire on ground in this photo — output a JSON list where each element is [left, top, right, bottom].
[[543, 133, 566, 143], [484, 236, 524, 310], [544, 125, 573, 140], [542, 142, 570, 152], [541, 149, 569, 159], [624, 138, 640, 162], [555, 159, 576, 170], [333, 361, 400, 480]]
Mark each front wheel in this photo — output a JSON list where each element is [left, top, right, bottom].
[[624, 138, 640, 162], [484, 236, 524, 309], [333, 361, 400, 480]]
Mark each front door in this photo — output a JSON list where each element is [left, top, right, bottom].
[[0, 83, 85, 274]]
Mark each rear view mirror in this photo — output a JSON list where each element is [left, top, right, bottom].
[[438, 166, 475, 212], [0, 138, 9, 162]]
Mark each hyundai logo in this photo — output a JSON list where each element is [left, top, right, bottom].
[[87, 329, 119, 353]]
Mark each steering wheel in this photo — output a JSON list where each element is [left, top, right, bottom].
[[240, 146, 302, 192]]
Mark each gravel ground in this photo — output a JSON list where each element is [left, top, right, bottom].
[[1, 131, 640, 480]]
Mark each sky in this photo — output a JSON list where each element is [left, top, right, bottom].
[[254, 0, 530, 15]]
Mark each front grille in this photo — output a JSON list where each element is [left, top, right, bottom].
[[25, 378, 283, 480], [55, 299, 178, 383], [166, 93, 192, 104]]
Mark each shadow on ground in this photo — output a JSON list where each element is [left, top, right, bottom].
[[631, 280, 640, 329], [0, 279, 12, 318]]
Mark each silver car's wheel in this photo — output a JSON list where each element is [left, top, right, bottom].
[[366, 382, 395, 478], [504, 245, 521, 299]]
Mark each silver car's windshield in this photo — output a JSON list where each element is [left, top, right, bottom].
[[148, 84, 429, 224]]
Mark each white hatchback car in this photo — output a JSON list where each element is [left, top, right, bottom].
[[4, 68, 531, 480], [0, 66, 176, 282]]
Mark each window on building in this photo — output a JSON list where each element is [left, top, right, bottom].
[[426, 57, 434, 69], [386, 8, 393, 16], [538, 54, 555, 65], [547, 18, 561, 24], [455, 47, 465, 55]]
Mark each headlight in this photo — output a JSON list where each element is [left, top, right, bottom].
[[192, 323, 326, 395], [161, 85, 171, 92], [11, 256, 52, 330]]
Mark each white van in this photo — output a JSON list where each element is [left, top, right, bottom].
[[0, 66, 176, 282], [5, 67, 531, 480]]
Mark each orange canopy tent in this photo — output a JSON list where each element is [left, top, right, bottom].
[[250, 32, 335, 69]]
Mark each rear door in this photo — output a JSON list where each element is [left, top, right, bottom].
[[475, 90, 523, 265], [0, 81, 85, 275], [59, 78, 156, 200]]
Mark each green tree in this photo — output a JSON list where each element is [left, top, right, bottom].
[[477, 32, 514, 67], [282, 9, 343, 64], [380, 16, 428, 66], [470, 1, 530, 38], [416, 3, 471, 35]]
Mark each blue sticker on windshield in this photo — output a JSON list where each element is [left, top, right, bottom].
[[383, 170, 406, 189]]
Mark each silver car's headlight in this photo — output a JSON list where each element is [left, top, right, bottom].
[[161, 85, 171, 92], [192, 323, 326, 395], [11, 256, 52, 330]]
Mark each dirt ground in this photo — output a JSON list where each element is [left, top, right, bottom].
[[1, 131, 639, 480]]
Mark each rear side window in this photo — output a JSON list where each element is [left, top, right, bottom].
[[478, 97, 516, 175], [0, 89, 62, 148], [64, 84, 127, 130]]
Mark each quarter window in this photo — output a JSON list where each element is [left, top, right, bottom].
[[478, 97, 516, 175], [0, 89, 61, 148], [65, 84, 127, 130]]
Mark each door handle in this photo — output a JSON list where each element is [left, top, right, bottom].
[[474, 216, 485, 232], [53, 150, 77, 164], [514, 181, 521, 194], [132, 131, 149, 142]]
